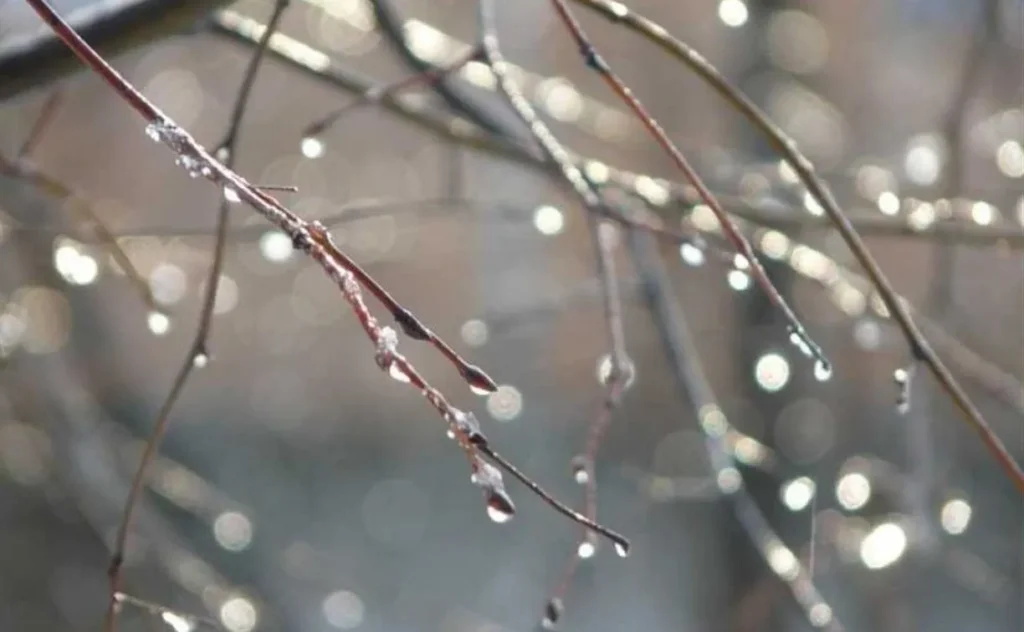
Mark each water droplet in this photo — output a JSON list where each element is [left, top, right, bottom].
[[541, 598, 564, 629], [485, 494, 515, 523], [147, 311, 171, 336], [469, 383, 491, 396], [577, 540, 596, 559], [192, 352, 209, 368], [301, 136, 325, 159], [446, 429, 455, 440], [570, 455, 589, 485], [893, 368, 909, 384], [613, 541, 630, 557], [679, 242, 705, 266], [145, 122, 162, 142], [813, 359, 833, 382], [223, 186, 241, 204], [215, 146, 231, 162], [727, 269, 751, 291], [388, 363, 411, 383], [596, 354, 636, 389]]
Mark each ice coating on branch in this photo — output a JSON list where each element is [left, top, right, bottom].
[[374, 326, 410, 383]]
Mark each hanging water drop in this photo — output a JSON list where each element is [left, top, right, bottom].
[[812, 359, 833, 382], [596, 354, 636, 390], [446, 429, 456, 440], [894, 366, 912, 414], [215, 146, 231, 162], [570, 455, 590, 485], [541, 598, 564, 630], [577, 539, 597, 559], [613, 540, 630, 557], [727, 269, 751, 291], [301, 136, 325, 159], [679, 242, 705, 267], [192, 352, 209, 368], [147, 311, 171, 336], [462, 363, 498, 395], [485, 491, 515, 523], [223, 186, 241, 204]]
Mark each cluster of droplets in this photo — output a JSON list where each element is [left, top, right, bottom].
[[471, 457, 515, 524], [445, 407, 484, 444], [727, 253, 752, 291], [373, 327, 411, 383], [894, 366, 913, 414], [144, 120, 214, 180]]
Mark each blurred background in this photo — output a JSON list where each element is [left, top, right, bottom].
[[0, 0, 1022, 630]]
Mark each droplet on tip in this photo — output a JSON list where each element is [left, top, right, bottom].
[[462, 364, 498, 395], [812, 359, 833, 382], [192, 352, 209, 368], [223, 186, 241, 204], [613, 540, 630, 558], [147, 311, 171, 336], [485, 491, 515, 523]]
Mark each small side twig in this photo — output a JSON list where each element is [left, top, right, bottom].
[[568, 0, 1023, 492], [102, 2, 291, 630], [303, 44, 482, 141]]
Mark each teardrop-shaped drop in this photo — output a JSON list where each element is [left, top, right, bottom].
[[812, 359, 833, 382], [192, 352, 209, 368], [485, 489, 515, 524], [613, 540, 630, 558], [570, 455, 590, 485]]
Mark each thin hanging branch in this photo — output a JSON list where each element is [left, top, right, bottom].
[[566, 0, 1024, 493], [0, 105, 158, 313], [627, 230, 843, 632], [102, 2, 292, 630], [476, 1, 634, 623], [303, 44, 483, 141], [22, 1, 629, 608]]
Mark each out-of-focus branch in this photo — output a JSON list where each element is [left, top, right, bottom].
[[0, 0, 232, 101], [628, 231, 843, 632], [567, 0, 1023, 493]]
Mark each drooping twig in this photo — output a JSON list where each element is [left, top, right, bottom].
[[0, 109, 158, 313], [547, 0, 831, 384], [24, 0, 629, 593], [476, 3, 632, 622], [303, 44, 482, 141], [627, 230, 843, 632], [101, 2, 292, 630], [567, 0, 1024, 493]]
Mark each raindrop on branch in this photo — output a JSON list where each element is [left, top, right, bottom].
[[541, 597, 564, 630], [570, 455, 590, 485]]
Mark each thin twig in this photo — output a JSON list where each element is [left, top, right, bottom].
[[547, 0, 831, 382], [568, 0, 1023, 492], [628, 230, 843, 632], [102, 2, 291, 630], [16, 91, 63, 159], [24, 0, 629, 593], [476, 3, 632, 621], [304, 45, 482, 140]]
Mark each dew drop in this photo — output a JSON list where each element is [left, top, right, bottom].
[[223, 186, 241, 204], [679, 242, 705, 266], [570, 455, 590, 485], [485, 498, 514, 524], [446, 429, 456, 440], [192, 352, 209, 368], [596, 354, 636, 389], [893, 368, 909, 384], [613, 541, 630, 557], [469, 383, 491, 396], [301, 136, 325, 159], [215, 146, 231, 162], [812, 359, 833, 382], [577, 540, 597, 559], [147, 311, 171, 336], [388, 363, 411, 384]]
